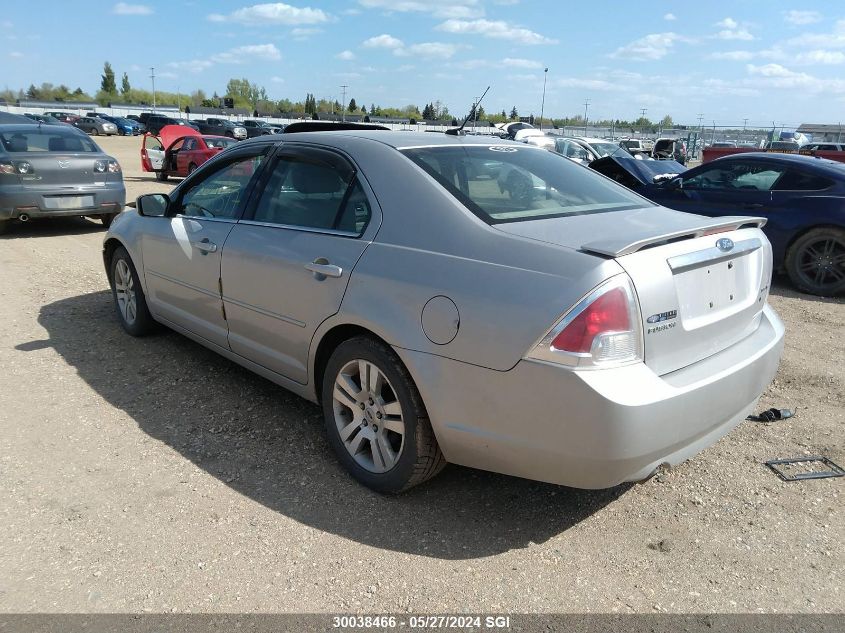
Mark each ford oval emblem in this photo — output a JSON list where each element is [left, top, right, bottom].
[[716, 237, 735, 252]]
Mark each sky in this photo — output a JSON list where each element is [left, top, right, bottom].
[[3, 0, 845, 126]]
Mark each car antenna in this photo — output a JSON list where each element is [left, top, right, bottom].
[[445, 86, 490, 136]]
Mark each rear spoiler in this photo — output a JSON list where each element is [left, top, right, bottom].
[[581, 216, 767, 258], [283, 122, 390, 134]]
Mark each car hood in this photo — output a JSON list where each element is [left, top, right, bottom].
[[589, 155, 686, 185], [493, 206, 761, 257], [158, 124, 201, 150]]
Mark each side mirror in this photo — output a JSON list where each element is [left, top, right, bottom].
[[136, 193, 170, 217]]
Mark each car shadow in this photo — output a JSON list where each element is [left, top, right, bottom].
[[770, 274, 845, 304], [0, 217, 106, 239], [29, 290, 628, 559]]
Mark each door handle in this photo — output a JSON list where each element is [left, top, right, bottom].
[[305, 259, 343, 279], [743, 203, 764, 209], [191, 238, 218, 254]]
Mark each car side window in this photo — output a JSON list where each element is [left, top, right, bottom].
[[252, 154, 370, 234], [684, 162, 785, 191], [182, 138, 195, 151], [144, 136, 163, 151], [176, 154, 264, 220], [771, 170, 833, 191]]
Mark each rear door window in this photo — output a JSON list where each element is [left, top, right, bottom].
[[772, 170, 834, 191]]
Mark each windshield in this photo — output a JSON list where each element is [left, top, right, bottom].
[[0, 129, 100, 153], [203, 137, 237, 149], [591, 142, 622, 157], [401, 145, 649, 224]]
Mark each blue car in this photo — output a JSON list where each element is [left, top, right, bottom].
[[98, 114, 141, 136], [595, 152, 845, 296]]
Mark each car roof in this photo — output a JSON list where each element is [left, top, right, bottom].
[[713, 151, 845, 175], [0, 123, 83, 134], [572, 137, 614, 144], [237, 130, 540, 152]]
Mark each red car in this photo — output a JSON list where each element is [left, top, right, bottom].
[[141, 125, 237, 181]]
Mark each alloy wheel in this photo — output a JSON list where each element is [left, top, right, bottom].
[[796, 236, 845, 292], [332, 359, 405, 473], [114, 259, 137, 325]]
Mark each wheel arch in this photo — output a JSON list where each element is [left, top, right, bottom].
[[784, 222, 845, 257], [102, 237, 127, 284]]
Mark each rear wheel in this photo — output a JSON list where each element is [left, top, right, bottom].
[[90, 128, 99, 136], [100, 212, 118, 228], [321, 336, 445, 493], [155, 170, 169, 182], [110, 246, 156, 336], [785, 227, 845, 296], [188, 162, 198, 174]]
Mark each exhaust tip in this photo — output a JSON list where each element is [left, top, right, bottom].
[[18, 213, 30, 222]]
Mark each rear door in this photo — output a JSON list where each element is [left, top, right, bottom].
[[140, 146, 269, 347], [221, 145, 379, 384]]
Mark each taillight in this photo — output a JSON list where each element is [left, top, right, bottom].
[[526, 275, 643, 369], [0, 161, 34, 175], [95, 159, 121, 173]]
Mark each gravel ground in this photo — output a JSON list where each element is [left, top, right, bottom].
[[0, 135, 842, 614]]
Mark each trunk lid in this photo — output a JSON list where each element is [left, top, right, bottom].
[[22, 154, 101, 187], [495, 207, 771, 375]]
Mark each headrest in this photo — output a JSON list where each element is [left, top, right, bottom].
[[49, 136, 85, 152], [6, 135, 27, 152], [291, 162, 345, 195]]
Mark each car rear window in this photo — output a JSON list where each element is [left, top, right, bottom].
[[203, 137, 237, 149], [0, 129, 99, 153], [401, 145, 649, 224]]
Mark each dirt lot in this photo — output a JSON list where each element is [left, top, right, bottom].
[[0, 135, 842, 614]]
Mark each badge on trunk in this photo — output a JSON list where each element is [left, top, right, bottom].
[[716, 237, 734, 252]]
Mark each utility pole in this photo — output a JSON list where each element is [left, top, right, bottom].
[[583, 98, 590, 136], [539, 67, 548, 131], [743, 118, 748, 132], [150, 67, 156, 112], [696, 114, 704, 159], [640, 107, 647, 119], [711, 120, 717, 145], [473, 95, 481, 129], [340, 84, 348, 122]]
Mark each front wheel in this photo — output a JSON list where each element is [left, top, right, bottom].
[[110, 246, 156, 336], [321, 336, 445, 493], [785, 227, 845, 296]]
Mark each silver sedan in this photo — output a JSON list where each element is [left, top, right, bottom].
[[103, 130, 784, 493]]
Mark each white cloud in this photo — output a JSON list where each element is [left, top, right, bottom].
[[169, 43, 281, 73], [403, 42, 459, 59], [502, 57, 543, 69], [208, 2, 329, 25], [157, 71, 178, 80], [291, 27, 321, 39], [795, 49, 845, 64], [664, 13, 676, 21], [789, 20, 845, 48], [112, 2, 153, 15], [784, 10, 822, 26], [610, 32, 686, 61], [708, 50, 754, 61], [271, 76, 285, 83], [9, 51, 23, 58], [358, 0, 482, 19], [336, 50, 356, 61], [556, 78, 622, 91], [714, 17, 754, 41], [436, 19, 555, 45], [363, 34, 404, 49]]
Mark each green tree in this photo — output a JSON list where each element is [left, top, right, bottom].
[[510, 106, 518, 120], [26, 84, 40, 99], [101, 62, 117, 94], [660, 114, 674, 128], [348, 97, 357, 113], [501, 109, 507, 118], [120, 73, 131, 99]]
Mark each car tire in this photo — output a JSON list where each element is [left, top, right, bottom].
[[188, 163, 198, 174], [100, 212, 119, 228], [109, 246, 156, 336], [785, 227, 845, 296], [90, 128, 99, 136], [155, 170, 169, 182], [225, 131, 234, 138], [321, 336, 446, 493]]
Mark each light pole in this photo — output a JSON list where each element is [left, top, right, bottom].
[[150, 67, 156, 112], [340, 85, 348, 122], [539, 67, 548, 130], [583, 98, 590, 136]]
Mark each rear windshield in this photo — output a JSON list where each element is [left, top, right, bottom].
[[0, 129, 100, 153], [401, 145, 649, 224]]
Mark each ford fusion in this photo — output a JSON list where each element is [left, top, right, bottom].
[[103, 131, 784, 493], [1, 124, 125, 233]]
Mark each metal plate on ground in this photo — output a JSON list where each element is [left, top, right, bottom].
[[765, 456, 845, 482]]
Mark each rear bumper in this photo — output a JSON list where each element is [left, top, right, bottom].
[[396, 304, 785, 489], [0, 184, 126, 220]]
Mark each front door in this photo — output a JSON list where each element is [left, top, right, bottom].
[[141, 149, 268, 348], [221, 145, 379, 384]]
